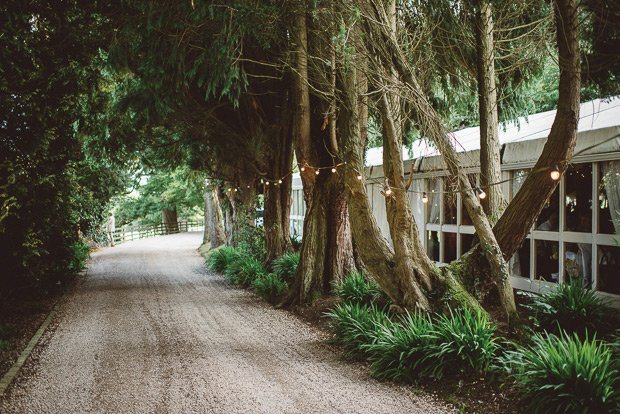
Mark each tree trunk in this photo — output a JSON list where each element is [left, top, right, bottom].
[[162, 207, 178, 234], [280, 8, 356, 306], [493, 0, 581, 259], [475, 1, 505, 222], [205, 180, 226, 249]]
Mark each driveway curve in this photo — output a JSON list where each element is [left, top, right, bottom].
[[0, 231, 456, 413]]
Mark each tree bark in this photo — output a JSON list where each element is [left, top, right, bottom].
[[475, 1, 505, 222], [205, 179, 226, 249], [280, 8, 356, 306], [493, 0, 581, 259], [162, 207, 178, 234]]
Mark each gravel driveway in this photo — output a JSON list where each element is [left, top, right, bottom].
[[0, 232, 456, 413]]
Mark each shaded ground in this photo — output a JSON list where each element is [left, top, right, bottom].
[[0, 232, 456, 413]]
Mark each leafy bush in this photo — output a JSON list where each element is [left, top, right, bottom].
[[324, 302, 390, 356], [508, 331, 620, 414], [424, 308, 499, 378], [252, 273, 288, 299], [332, 271, 388, 305], [271, 252, 299, 281], [0, 324, 17, 351], [364, 310, 435, 382], [224, 255, 267, 287], [522, 278, 610, 336], [206, 246, 243, 273]]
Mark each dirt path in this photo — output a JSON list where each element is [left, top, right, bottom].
[[0, 232, 456, 413]]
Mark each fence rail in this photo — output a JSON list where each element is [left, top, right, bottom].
[[110, 220, 204, 246]]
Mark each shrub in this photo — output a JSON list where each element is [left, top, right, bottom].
[[508, 331, 620, 414], [522, 278, 610, 336], [252, 273, 288, 300], [224, 255, 267, 287], [424, 308, 499, 378], [271, 252, 299, 281], [324, 302, 390, 356], [0, 324, 17, 351], [332, 271, 388, 305], [206, 246, 243, 273], [364, 310, 435, 382]]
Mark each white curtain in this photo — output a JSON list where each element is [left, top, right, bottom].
[[428, 178, 440, 224], [601, 161, 620, 233]]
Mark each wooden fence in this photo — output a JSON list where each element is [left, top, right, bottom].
[[110, 220, 204, 246]]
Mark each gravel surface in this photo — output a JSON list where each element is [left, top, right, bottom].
[[0, 232, 457, 413]]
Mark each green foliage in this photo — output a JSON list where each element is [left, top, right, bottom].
[[0, 324, 17, 351], [424, 309, 499, 378], [364, 310, 435, 382], [252, 273, 287, 300], [324, 302, 390, 357], [271, 252, 299, 281], [521, 278, 610, 336], [507, 331, 620, 414], [234, 210, 266, 261], [332, 271, 388, 306], [206, 246, 243, 273], [224, 255, 267, 287], [115, 166, 205, 226]]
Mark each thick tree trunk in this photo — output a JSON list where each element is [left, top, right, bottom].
[[205, 180, 226, 249], [162, 207, 178, 234], [475, 2, 505, 222], [280, 8, 356, 306], [263, 128, 294, 263], [339, 62, 482, 313]]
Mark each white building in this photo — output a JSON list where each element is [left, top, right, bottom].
[[291, 97, 620, 307]]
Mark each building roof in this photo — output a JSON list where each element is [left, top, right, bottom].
[[365, 97, 620, 168]]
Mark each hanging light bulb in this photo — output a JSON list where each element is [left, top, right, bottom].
[[422, 192, 428, 203], [331, 167, 337, 173], [477, 187, 486, 199], [356, 174, 362, 180], [384, 186, 392, 196], [234, 188, 238, 192], [315, 169, 320, 175], [278, 179, 282, 184], [300, 166, 305, 172], [550, 163, 560, 181], [266, 181, 270, 185]]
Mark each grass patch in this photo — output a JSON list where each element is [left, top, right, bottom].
[[271, 252, 299, 281], [332, 271, 388, 306], [252, 273, 288, 300]]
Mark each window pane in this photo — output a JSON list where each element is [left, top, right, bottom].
[[535, 240, 558, 282], [512, 169, 528, 200], [564, 163, 592, 232], [444, 232, 457, 263], [511, 239, 530, 278], [427, 231, 440, 261], [564, 242, 592, 287], [461, 174, 477, 226], [536, 187, 559, 231], [428, 179, 440, 224], [460, 233, 474, 256], [598, 245, 620, 294], [444, 178, 458, 225], [598, 161, 620, 234]]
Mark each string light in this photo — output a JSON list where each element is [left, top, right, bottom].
[[356, 174, 363, 180], [278, 179, 282, 184], [422, 192, 428, 203], [550, 163, 560, 181], [300, 166, 305, 172], [384, 186, 392, 196], [315, 170, 320, 175], [476, 188, 486, 199]]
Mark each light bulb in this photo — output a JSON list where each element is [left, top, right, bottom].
[[477, 187, 486, 199], [356, 174, 362, 180], [315, 170, 320, 175], [300, 166, 305, 172], [278, 179, 282, 184], [550, 163, 560, 181], [422, 192, 428, 203], [331, 167, 337, 173], [384, 186, 392, 196], [266, 181, 270, 185]]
